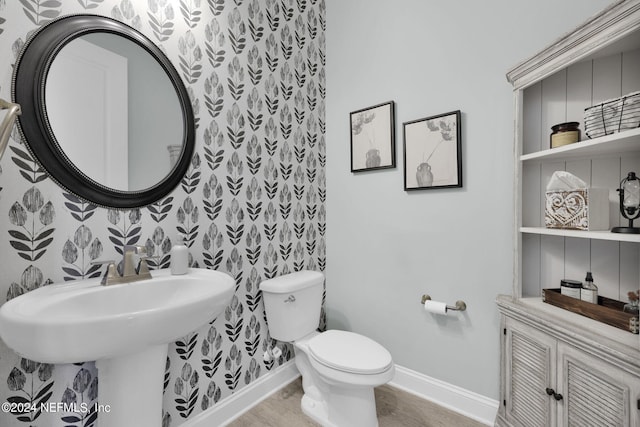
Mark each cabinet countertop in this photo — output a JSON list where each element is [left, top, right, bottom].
[[497, 294, 640, 376]]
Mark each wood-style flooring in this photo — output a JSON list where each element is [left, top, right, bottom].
[[227, 378, 486, 427]]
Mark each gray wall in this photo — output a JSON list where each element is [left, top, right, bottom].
[[325, 0, 610, 400]]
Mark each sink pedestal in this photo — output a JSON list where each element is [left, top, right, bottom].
[[95, 344, 168, 427]]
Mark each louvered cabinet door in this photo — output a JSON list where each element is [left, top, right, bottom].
[[505, 318, 557, 427], [558, 342, 639, 427]]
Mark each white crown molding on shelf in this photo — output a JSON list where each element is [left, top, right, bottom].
[[507, 0, 640, 90]]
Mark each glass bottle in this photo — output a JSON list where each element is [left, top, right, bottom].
[[580, 272, 598, 304]]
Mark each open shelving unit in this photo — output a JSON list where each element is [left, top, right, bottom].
[[496, 2, 640, 426], [520, 127, 640, 244], [515, 50, 640, 299]]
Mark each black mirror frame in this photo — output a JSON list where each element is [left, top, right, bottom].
[[12, 14, 195, 209]]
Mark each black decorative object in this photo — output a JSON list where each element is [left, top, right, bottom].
[[403, 110, 462, 190], [612, 171, 640, 234], [12, 14, 195, 209], [350, 101, 395, 172]]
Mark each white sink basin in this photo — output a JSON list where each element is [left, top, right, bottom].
[[0, 267, 234, 427], [0, 267, 234, 363]]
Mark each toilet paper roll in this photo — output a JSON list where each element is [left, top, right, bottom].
[[423, 300, 448, 315]]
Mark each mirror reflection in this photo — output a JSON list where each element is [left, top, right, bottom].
[[45, 32, 183, 192]]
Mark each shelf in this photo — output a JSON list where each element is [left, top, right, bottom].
[[520, 227, 640, 242], [520, 127, 640, 162]]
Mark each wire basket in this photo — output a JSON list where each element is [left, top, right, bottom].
[[584, 91, 640, 138]]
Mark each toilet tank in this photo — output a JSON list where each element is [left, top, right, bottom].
[[259, 270, 324, 342]]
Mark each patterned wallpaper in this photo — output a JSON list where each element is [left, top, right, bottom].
[[0, 0, 325, 426]]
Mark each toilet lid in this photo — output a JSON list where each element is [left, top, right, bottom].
[[308, 330, 393, 374]]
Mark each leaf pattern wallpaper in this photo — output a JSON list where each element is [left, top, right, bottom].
[[0, 0, 325, 426]]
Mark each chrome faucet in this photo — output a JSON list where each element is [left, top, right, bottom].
[[92, 245, 152, 285]]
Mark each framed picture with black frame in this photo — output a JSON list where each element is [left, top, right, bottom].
[[403, 110, 462, 190], [350, 101, 395, 172]]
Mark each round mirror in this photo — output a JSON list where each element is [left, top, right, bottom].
[[12, 14, 195, 209]]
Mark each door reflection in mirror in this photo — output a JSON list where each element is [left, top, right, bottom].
[[46, 32, 182, 192]]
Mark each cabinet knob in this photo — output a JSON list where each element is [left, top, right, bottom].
[[545, 388, 563, 401]]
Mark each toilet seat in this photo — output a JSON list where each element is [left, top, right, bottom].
[[307, 330, 393, 375]]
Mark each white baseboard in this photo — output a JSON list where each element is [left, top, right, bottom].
[[179, 360, 300, 427], [389, 365, 499, 426], [179, 361, 498, 427]]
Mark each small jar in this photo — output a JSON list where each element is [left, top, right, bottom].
[[560, 279, 582, 299], [550, 122, 580, 148]]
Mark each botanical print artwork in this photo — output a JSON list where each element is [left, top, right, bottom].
[[350, 101, 395, 172], [403, 110, 462, 190], [0, 1, 326, 426]]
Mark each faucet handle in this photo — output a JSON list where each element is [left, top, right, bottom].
[[137, 259, 152, 278], [137, 253, 152, 278], [122, 245, 148, 277], [124, 245, 152, 278], [90, 260, 118, 285]]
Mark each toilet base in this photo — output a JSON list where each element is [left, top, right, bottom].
[[301, 387, 379, 427], [292, 332, 390, 427], [301, 394, 337, 427]]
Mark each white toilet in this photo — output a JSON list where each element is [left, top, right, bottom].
[[260, 270, 395, 427]]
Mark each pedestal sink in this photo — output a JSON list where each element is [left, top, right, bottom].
[[0, 268, 235, 427]]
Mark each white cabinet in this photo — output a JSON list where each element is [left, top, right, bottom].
[[497, 297, 640, 427], [503, 317, 556, 427], [498, 3, 640, 426], [557, 343, 638, 426]]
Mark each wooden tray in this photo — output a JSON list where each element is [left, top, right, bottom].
[[543, 288, 639, 334]]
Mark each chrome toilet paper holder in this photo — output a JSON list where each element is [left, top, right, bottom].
[[420, 294, 467, 311]]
